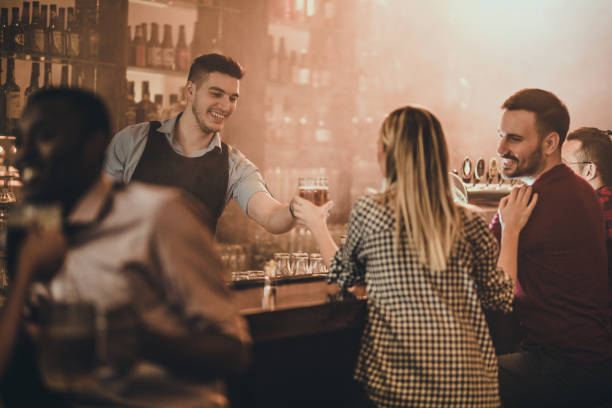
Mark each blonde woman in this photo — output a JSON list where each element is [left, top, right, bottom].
[[293, 106, 537, 408]]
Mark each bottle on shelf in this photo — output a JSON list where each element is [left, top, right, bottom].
[[0, 63, 6, 133], [70, 63, 82, 88], [30, 1, 45, 55], [152, 94, 163, 120], [25, 62, 40, 104], [135, 81, 155, 123], [11, 7, 25, 55], [175, 25, 190, 71], [278, 36, 289, 83], [125, 81, 136, 125], [140, 23, 148, 65], [133, 25, 146, 67], [48, 5, 59, 56], [161, 24, 174, 70], [83, 8, 99, 59], [21, 2, 31, 54], [298, 49, 310, 86], [4, 58, 21, 135], [190, 21, 202, 59], [267, 35, 278, 82], [161, 93, 179, 120], [0, 9, 8, 54], [55, 7, 66, 57], [60, 64, 69, 87], [147, 23, 162, 68], [126, 25, 133, 66], [40, 4, 48, 55], [42, 61, 53, 89], [290, 50, 299, 84], [66, 7, 80, 58]]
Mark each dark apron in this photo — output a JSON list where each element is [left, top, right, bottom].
[[131, 121, 229, 234]]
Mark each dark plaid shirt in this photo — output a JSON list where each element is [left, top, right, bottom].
[[329, 195, 513, 408]]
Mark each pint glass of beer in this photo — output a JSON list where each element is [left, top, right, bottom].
[[38, 302, 98, 391], [298, 176, 329, 206]]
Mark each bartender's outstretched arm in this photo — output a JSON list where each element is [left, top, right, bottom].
[[246, 191, 296, 234]]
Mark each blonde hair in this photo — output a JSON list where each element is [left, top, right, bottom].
[[378, 106, 462, 271]]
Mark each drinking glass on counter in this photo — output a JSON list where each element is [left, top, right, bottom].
[[273, 253, 291, 278], [309, 253, 328, 276], [291, 252, 310, 275]]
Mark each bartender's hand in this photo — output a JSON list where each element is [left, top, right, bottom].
[[498, 185, 538, 233], [292, 196, 333, 230], [17, 222, 68, 283]]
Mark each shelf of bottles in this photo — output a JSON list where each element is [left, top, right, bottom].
[[0, 1, 106, 135]]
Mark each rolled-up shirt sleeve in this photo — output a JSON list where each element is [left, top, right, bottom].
[[226, 145, 271, 213], [150, 192, 249, 343], [104, 123, 150, 184]]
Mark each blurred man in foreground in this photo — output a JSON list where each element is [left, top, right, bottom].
[[0, 88, 249, 408]]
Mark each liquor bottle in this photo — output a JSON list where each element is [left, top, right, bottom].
[[11, 7, 25, 55], [290, 50, 299, 84], [161, 24, 174, 70], [60, 64, 68, 87], [175, 25, 190, 71], [21, 2, 31, 54], [84, 9, 99, 59], [0, 63, 6, 133], [190, 21, 202, 59], [55, 7, 66, 57], [0, 9, 8, 53], [126, 25, 133, 66], [70, 63, 82, 88], [298, 49, 310, 85], [65, 7, 80, 58], [278, 36, 289, 83], [5, 58, 21, 135], [125, 81, 136, 125], [135, 81, 154, 123], [42, 62, 52, 89], [40, 4, 48, 55], [267, 35, 278, 81], [162, 93, 178, 120], [30, 1, 44, 55], [147, 23, 161, 68], [25, 62, 40, 103], [151, 94, 163, 120], [133, 25, 146, 67], [48, 5, 59, 56], [141, 23, 148, 65]]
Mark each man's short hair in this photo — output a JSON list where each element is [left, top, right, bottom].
[[566, 127, 612, 187], [24, 87, 111, 143], [502, 88, 570, 145], [187, 53, 245, 87]]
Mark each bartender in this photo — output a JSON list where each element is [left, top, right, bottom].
[[104, 53, 296, 234]]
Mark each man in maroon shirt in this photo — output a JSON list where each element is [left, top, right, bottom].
[[491, 89, 612, 407], [562, 127, 612, 299]]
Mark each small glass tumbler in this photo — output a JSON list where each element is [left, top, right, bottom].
[[309, 253, 328, 276], [291, 252, 310, 276], [273, 253, 292, 278]]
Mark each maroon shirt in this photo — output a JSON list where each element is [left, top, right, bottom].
[[596, 185, 612, 314], [490, 164, 612, 363]]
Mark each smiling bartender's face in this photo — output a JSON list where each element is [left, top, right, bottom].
[[188, 71, 240, 136]]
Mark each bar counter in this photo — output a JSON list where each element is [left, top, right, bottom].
[[229, 279, 370, 407]]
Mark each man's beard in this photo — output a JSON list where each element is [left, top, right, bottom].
[[192, 103, 216, 135], [502, 141, 544, 179]]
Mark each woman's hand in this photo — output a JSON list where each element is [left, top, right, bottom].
[[292, 196, 334, 232], [499, 185, 538, 234]]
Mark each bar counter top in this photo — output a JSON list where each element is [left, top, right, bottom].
[[232, 279, 367, 342]]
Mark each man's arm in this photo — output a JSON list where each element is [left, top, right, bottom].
[[246, 191, 295, 234]]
